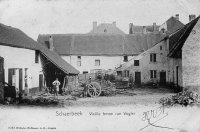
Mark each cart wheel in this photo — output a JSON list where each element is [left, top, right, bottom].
[[87, 82, 101, 97]]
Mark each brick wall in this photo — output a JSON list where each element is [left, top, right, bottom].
[[182, 19, 200, 93]]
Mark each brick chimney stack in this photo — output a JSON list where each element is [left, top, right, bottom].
[[189, 14, 196, 22], [129, 23, 133, 34], [49, 35, 54, 51], [175, 14, 179, 21], [143, 26, 146, 34], [153, 22, 157, 32]]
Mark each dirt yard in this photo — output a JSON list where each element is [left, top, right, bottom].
[[59, 87, 175, 107], [1, 87, 200, 132]]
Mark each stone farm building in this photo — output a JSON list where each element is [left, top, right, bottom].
[[117, 15, 200, 93], [38, 22, 166, 74], [0, 23, 79, 100]]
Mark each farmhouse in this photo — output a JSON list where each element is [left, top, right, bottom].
[[0, 23, 79, 100], [117, 15, 200, 93], [37, 22, 165, 74]]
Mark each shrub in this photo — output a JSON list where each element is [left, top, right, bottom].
[[159, 89, 200, 106]]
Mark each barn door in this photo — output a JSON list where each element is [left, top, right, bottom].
[[135, 72, 141, 85], [0, 57, 4, 101]]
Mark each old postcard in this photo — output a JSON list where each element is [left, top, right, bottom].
[[0, 0, 200, 132]]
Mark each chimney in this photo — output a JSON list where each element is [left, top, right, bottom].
[[189, 14, 196, 22], [113, 21, 116, 26], [153, 22, 157, 32], [93, 21, 97, 31], [129, 23, 133, 34], [143, 26, 146, 34], [49, 35, 54, 51], [175, 14, 179, 21]]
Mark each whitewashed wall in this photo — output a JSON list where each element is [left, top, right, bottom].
[[62, 55, 134, 73], [0, 45, 42, 90], [128, 40, 169, 84]]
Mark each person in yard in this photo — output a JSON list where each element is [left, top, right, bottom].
[[52, 78, 60, 96]]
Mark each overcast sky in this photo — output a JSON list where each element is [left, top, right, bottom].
[[0, 0, 199, 40]]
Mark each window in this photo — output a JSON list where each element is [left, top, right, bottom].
[[150, 70, 157, 78], [124, 70, 129, 77], [150, 53, 156, 62], [35, 50, 39, 63], [160, 46, 162, 50], [95, 59, 100, 66], [44, 41, 50, 49], [77, 56, 81, 66], [124, 56, 128, 62], [104, 29, 107, 33], [83, 71, 88, 74], [134, 60, 139, 66]]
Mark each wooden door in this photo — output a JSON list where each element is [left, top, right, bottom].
[[135, 72, 141, 85], [160, 72, 166, 85]]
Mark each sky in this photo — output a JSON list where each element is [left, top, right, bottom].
[[0, 0, 199, 40]]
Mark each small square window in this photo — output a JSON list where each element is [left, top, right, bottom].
[[44, 41, 50, 49], [95, 59, 100, 66], [83, 71, 88, 74], [124, 56, 128, 62], [134, 60, 139, 66]]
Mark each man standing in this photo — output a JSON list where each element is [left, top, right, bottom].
[[52, 78, 60, 96]]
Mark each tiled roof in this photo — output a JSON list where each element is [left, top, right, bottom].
[[37, 44, 79, 74], [0, 23, 79, 74], [38, 33, 165, 56], [0, 23, 38, 50], [168, 16, 200, 57]]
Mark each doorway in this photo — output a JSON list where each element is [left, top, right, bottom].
[[135, 72, 141, 85], [160, 71, 166, 85]]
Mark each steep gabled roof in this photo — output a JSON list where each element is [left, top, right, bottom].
[[37, 43, 79, 74], [38, 33, 165, 56], [0, 23, 79, 74], [0, 23, 38, 50], [159, 16, 184, 34], [165, 16, 185, 33], [131, 25, 160, 33], [89, 23, 125, 34], [168, 16, 200, 57]]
